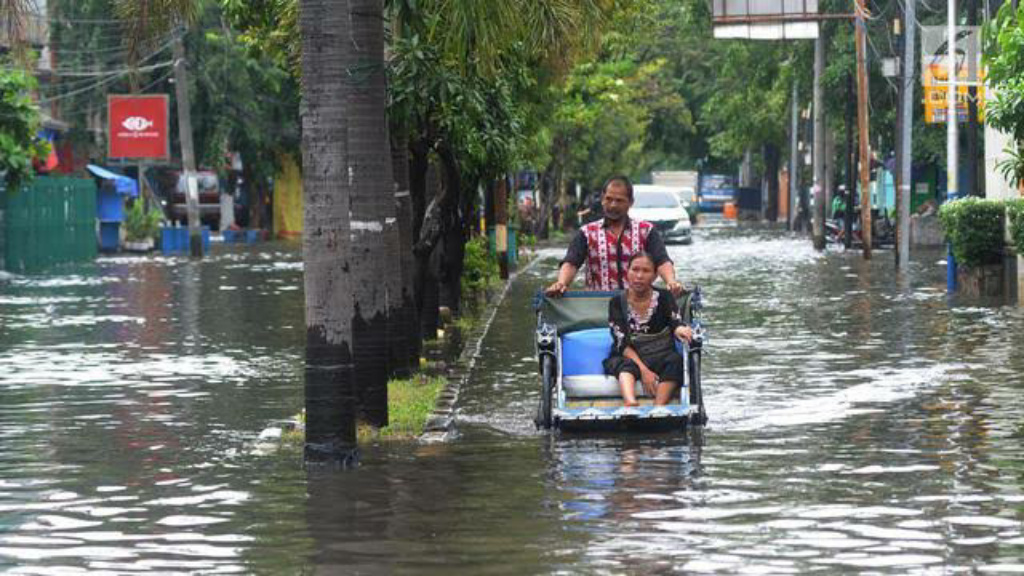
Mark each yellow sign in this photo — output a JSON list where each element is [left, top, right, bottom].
[[922, 64, 986, 123]]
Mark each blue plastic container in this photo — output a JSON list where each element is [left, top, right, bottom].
[[222, 229, 242, 243], [160, 226, 210, 254], [245, 229, 262, 243], [160, 227, 183, 253], [96, 188, 124, 221], [99, 221, 120, 252], [561, 328, 613, 376]]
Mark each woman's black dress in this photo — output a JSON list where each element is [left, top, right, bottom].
[[603, 287, 685, 384]]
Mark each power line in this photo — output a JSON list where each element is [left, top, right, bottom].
[[36, 60, 174, 104]]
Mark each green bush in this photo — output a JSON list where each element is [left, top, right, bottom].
[[124, 200, 163, 242], [938, 197, 1005, 267], [1007, 198, 1024, 255], [519, 231, 537, 250], [461, 234, 499, 301]]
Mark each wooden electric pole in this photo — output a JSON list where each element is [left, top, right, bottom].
[[172, 32, 202, 258], [854, 0, 873, 258], [813, 32, 827, 250], [897, 4, 915, 268], [790, 80, 799, 232]]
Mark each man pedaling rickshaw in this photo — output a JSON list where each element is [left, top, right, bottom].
[[544, 175, 685, 297], [543, 175, 694, 408]]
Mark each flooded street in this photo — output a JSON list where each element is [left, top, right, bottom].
[[3, 229, 1024, 574]]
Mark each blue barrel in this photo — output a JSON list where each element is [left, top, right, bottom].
[[99, 221, 120, 252], [96, 188, 124, 222]]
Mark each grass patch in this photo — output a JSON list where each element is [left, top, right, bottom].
[[359, 375, 446, 441], [278, 375, 447, 447], [453, 311, 478, 336]]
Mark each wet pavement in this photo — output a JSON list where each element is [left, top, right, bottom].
[[2, 229, 1024, 574]]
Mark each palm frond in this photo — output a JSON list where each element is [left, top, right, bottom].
[[113, 0, 202, 65], [1, 0, 32, 64]]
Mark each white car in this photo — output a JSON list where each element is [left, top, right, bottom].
[[631, 185, 693, 244]]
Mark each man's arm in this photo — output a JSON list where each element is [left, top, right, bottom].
[[546, 263, 578, 296], [646, 229, 683, 296], [545, 231, 586, 296]]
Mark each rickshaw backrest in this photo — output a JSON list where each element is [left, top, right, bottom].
[[537, 290, 696, 334], [536, 291, 618, 334]]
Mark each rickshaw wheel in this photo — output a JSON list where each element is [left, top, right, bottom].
[[537, 354, 555, 429], [688, 351, 707, 426]]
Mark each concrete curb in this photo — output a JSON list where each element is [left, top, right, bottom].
[[420, 253, 539, 442]]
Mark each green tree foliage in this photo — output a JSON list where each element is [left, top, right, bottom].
[[0, 65, 48, 188], [550, 58, 664, 190], [187, 12, 300, 182], [984, 3, 1024, 185]]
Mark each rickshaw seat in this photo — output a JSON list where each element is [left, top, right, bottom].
[[560, 327, 686, 399], [561, 328, 643, 398], [561, 328, 611, 376]]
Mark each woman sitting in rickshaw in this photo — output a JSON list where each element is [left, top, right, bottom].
[[604, 252, 693, 407]]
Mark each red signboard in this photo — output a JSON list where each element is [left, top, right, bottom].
[[107, 95, 170, 160]]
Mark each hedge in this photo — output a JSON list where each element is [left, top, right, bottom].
[[938, 197, 1006, 267], [1007, 198, 1024, 256]]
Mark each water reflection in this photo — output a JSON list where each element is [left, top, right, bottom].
[[2, 230, 1024, 573]]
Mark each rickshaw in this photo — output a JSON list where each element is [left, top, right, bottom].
[[534, 288, 707, 432]]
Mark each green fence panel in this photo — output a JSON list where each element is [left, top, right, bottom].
[[2, 177, 97, 274]]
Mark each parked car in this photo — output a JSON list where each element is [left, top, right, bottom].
[[631, 185, 693, 244], [170, 171, 221, 226]]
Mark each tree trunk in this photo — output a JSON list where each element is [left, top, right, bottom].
[[409, 136, 431, 242], [535, 164, 556, 239], [348, 0, 397, 427], [763, 143, 780, 222], [495, 177, 509, 279], [299, 0, 357, 463], [391, 126, 420, 374], [414, 162, 443, 339], [435, 143, 466, 316]]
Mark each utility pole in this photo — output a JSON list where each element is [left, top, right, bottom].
[[966, 0, 979, 197], [845, 74, 855, 249], [790, 80, 799, 232], [172, 32, 202, 258], [855, 0, 873, 258], [813, 32, 826, 250], [946, 0, 959, 290], [898, 3, 915, 268]]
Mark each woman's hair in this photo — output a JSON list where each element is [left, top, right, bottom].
[[627, 251, 655, 269]]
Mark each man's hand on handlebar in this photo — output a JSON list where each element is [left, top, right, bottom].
[[545, 280, 568, 297]]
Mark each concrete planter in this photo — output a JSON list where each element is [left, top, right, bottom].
[[123, 238, 155, 252], [957, 262, 1007, 298]]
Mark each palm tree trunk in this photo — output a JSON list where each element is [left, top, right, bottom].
[[348, 0, 397, 427], [299, 0, 357, 463]]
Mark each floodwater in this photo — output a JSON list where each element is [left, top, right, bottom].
[[2, 229, 1024, 574]]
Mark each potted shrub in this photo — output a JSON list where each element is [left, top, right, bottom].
[[939, 197, 1006, 295], [123, 200, 163, 252], [1007, 198, 1024, 255]]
